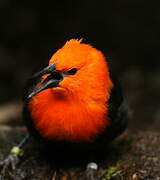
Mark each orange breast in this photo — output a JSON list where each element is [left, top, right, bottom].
[[28, 88, 110, 143]]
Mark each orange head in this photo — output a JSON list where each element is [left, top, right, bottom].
[[28, 39, 113, 142]]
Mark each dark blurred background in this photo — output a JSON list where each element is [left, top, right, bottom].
[[0, 0, 160, 131]]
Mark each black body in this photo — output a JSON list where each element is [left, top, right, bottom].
[[22, 70, 129, 166]]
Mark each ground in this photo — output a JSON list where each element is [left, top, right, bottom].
[[0, 126, 160, 180]]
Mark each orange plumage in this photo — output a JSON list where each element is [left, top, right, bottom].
[[0, 39, 128, 177], [28, 39, 113, 142]]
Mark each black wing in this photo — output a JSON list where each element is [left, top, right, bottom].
[[96, 73, 130, 144], [22, 73, 45, 141], [107, 73, 129, 140]]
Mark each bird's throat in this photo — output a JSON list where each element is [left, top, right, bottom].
[[28, 89, 109, 143]]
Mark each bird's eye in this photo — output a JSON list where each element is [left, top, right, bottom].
[[67, 68, 78, 75]]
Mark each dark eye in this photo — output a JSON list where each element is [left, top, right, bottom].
[[67, 68, 78, 75]]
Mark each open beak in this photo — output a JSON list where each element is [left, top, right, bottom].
[[27, 62, 63, 100]]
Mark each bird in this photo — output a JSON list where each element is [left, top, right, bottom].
[[0, 39, 129, 179]]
